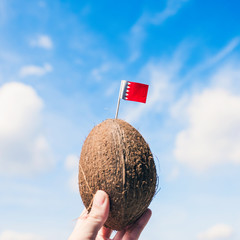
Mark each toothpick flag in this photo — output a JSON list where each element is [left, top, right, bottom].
[[120, 80, 149, 103], [115, 80, 149, 119]]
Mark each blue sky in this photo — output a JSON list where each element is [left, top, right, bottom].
[[0, 0, 240, 239]]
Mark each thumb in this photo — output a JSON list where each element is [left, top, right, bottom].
[[68, 191, 110, 240], [68, 190, 110, 240], [85, 190, 110, 238], [70, 190, 109, 240]]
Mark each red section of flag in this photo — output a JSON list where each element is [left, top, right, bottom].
[[123, 81, 149, 103]]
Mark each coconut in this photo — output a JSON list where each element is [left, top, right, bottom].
[[78, 119, 157, 230]]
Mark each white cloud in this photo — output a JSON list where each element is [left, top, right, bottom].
[[183, 37, 240, 82], [197, 224, 234, 240], [0, 82, 54, 176], [123, 73, 170, 122], [122, 56, 181, 123], [65, 154, 79, 192], [121, 38, 240, 172], [171, 41, 240, 172], [207, 37, 240, 66], [19, 63, 52, 77], [150, 0, 189, 25], [30, 35, 53, 49], [91, 63, 111, 81], [0, 230, 44, 240], [0, 82, 42, 137], [128, 0, 188, 61], [167, 167, 180, 181], [174, 88, 240, 171], [128, 15, 147, 62], [210, 61, 240, 94], [65, 154, 79, 170]]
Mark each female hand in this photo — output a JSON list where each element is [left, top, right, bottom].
[[68, 190, 152, 240]]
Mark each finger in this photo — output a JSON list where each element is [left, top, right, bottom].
[[97, 226, 113, 239], [68, 208, 88, 240], [85, 190, 110, 239], [79, 208, 88, 220], [122, 209, 152, 240], [68, 190, 110, 240]]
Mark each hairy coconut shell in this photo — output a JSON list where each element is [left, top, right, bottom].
[[78, 119, 156, 230]]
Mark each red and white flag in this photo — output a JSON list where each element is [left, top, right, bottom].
[[115, 80, 149, 119], [120, 80, 149, 103]]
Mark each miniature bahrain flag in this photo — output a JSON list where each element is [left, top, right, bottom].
[[120, 80, 149, 103]]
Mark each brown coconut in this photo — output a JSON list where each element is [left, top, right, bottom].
[[78, 119, 156, 230]]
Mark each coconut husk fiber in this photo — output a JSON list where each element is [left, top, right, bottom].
[[78, 119, 157, 231]]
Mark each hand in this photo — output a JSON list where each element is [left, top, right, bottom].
[[68, 190, 152, 240]]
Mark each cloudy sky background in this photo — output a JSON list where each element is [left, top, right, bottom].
[[0, 0, 240, 239]]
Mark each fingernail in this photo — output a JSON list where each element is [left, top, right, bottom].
[[93, 190, 107, 206]]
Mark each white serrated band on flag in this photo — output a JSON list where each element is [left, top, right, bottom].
[[115, 80, 128, 119], [120, 80, 128, 99]]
